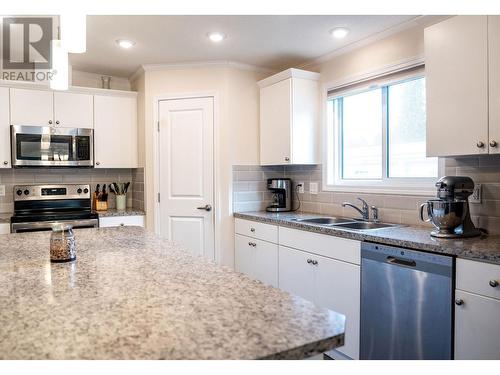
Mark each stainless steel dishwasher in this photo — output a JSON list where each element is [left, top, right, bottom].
[[360, 242, 454, 360]]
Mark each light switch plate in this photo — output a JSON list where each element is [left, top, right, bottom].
[[470, 183, 481, 204], [310, 182, 318, 195], [297, 181, 305, 194], [0, 185, 5, 197]]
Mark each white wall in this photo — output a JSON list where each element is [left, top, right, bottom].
[[131, 64, 266, 267], [71, 69, 131, 91]]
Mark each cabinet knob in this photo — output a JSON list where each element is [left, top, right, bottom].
[[248, 242, 256, 247], [96, 161, 100, 166], [307, 258, 312, 264], [48, 120, 53, 125], [55, 120, 60, 125], [489, 280, 499, 288], [490, 140, 498, 148], [3, 161, 8, 165], [455, 298, 464, 306], [120, 223, 125, 227], [250, 228, 255, 232], [311, 260, 318, 266], [476, 141, 485, 148], [284, 157, 290, 162]]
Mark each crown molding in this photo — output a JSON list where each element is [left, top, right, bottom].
[[129, 65, 145, 83], [297, 15, 448, 70], [138, 60, 276, 76]]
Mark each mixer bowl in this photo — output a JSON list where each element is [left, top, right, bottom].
[[420, 199, 468, 233]]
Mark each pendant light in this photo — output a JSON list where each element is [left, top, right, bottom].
[[50, 40, 69, 91], [60, 13, 86, 53]]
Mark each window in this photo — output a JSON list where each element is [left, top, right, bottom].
[[325, 70, 439, 194]]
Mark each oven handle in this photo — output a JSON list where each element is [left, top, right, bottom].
[[11, 219, 99, 233]]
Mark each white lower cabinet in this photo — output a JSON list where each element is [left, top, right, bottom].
[[99, 215, 145, 228], [0, 223, 10, 234], [454, 258, 500, 359], [455, 290, 500, 360], [235, 234, 278, 287], [278, 244, 360, 359]]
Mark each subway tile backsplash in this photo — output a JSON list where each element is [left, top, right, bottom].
[[0, 168, 145, 213], [233, 154, 500, 235]]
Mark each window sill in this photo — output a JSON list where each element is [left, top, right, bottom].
[[322, 184, 435, 197]]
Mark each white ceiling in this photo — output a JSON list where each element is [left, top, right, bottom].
[[70, 15, 420, 78]]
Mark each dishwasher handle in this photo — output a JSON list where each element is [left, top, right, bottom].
[[386, 256, 417, 268]]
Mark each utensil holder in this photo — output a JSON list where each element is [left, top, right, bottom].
[[116, 194, 126, 211]]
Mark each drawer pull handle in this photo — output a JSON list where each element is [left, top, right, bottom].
[[455, 298, 464, 306], [489, 280, 499, 288], [250, 228, 255, 232]]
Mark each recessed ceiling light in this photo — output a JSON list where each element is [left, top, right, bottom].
[[116, 39, 135, 49], [330, 27, 349, 39], [207, 32, 226, 43]]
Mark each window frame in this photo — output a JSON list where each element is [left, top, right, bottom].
[[323, 68, 443, 196]]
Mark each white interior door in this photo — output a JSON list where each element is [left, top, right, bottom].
[[158, 97, 214, 260]]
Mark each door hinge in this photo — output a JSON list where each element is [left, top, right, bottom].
[[157, 193, 160, 203], [157, 121, 160, 132]]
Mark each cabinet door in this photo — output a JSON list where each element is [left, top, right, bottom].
[[488, 16, 500, 154], [94, 95, 137, 168], [425, 16, 489, 156], [10, 88, 53, 126], [54, 92, 93, 128], [314, 254, 360, 359], [0, 87, 10, 168], [455, 290, 500, 359], [278, 245, 315, 302], [235, 234, 278, 287], [260, 79, 291, 165]]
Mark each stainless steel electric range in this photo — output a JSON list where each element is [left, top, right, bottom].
[[10, 184, 99, 233]]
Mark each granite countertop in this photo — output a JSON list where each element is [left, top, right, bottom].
[[0, 227, 344, 359], [0, 213, 10, 224], [96, 209, 145, 217], [234, 211, 500, 265]]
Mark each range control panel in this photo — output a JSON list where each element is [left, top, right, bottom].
[[13, 184, 91, 201]]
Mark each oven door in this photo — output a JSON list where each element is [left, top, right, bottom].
[[11, 125, 94, 167], [11, 218, 99, 233]]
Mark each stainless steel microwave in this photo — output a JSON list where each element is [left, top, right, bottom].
[[11, 125, 94, 167]]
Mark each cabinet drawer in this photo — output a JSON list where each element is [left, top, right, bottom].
[[455, 289, 500, 359], [456, 258, 500, 300], [235, 234, 278, 287], [279, 226, 361, 265], [235, 218, 278, 243], [99, 215, 145, 228]]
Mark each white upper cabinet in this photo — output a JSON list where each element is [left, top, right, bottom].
[[0, 87, 10, 168], [488, 16, 500, 154], [94, 94, 138, 168], [259, 68, 319, 165], [10, 88, 54, 126], [425, 16, 499, 156], [54, 92, 93, 128]]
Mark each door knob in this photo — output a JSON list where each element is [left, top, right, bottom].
[[490, 140, 498, 148], [197, 204, 212, 211], [455, 298, 464, 306], [489, 280, 499, 288], [476, 141, 485, 148]]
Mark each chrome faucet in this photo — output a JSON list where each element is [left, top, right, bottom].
[[342, 198, 370, 221]]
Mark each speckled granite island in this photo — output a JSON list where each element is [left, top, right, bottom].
[[0, 227, 345, 360], [234, 211, 500, 264]]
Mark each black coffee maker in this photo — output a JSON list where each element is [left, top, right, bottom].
[[266, 178, 292, 212]]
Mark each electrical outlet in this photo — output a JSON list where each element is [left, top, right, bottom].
[[0, 185, 5, 197], [310, 182, 318, 195], [297, 181, 305, 194], [470, 183, 482, 204]]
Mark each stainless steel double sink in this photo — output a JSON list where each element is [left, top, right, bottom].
[[291, 217, 401, 231]]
